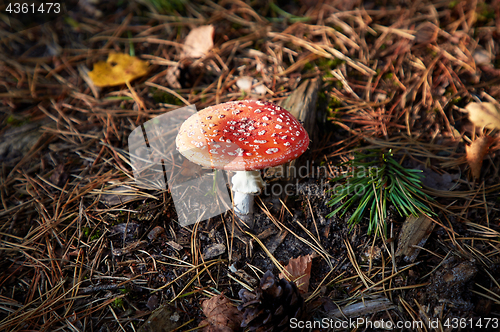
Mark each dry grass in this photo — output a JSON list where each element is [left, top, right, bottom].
[[1, 0, 499, 331]]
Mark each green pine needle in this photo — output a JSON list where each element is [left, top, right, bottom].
[[327, 149, 435, 236]]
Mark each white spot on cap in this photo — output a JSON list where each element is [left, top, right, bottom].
[[254, 140, 267, 144], [218, 115, 225, 118], [258, 130, 266, 135], [263, 116, 270, 121], [266, 148, 279, 154], [275, 124, 283, 129], [254, 109, 262, 113]]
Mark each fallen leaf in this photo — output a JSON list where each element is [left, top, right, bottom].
[[473, 49, 492, 66], [199, 294, 243, 332], [202, 243, 226, 260], [466, 136, 495, 178], [165, 64, 182, 89], [180, 158, 203, 177], [182, 25, 214, 59], [279, 254, 313, 293], [110, 222, 141, 241], [236, 76, 266, 96], [414, 22, 438, 44], [112, 240, 147, 256], [88, 52, 149, 87], [146, 295, 159, 311], [138, 305, 181, 332], [395, 214, 434, 263], [147, 226, 165, 241], [49, 163, 68, 187], [416, 165, 460, 191], [99, 185, 139, 205], [464, 102, 500, 130]]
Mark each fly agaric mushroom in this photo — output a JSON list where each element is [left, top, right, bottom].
[[175, 100, 309, 228]]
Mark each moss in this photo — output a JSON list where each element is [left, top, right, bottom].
[[112, 298, 125, 310], [329, 97, 342, 108], [150, 87, 184, 105], [326, 96, 343, 118], [476, 3, 495, 21], [304, 57, 345, 74], [64, 16, 80, 29], [143, 0, 186, 14], [90, 229, 102, 241], [83, 226, 102, 240], [6, 115, 30, 127], [448, 0, 459, 9]]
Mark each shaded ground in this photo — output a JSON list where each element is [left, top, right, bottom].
[[1, 0, 500, 331]]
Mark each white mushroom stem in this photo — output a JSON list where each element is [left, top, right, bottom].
[[231, 170, 264, 228]]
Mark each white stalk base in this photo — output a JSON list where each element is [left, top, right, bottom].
[[231, 170, 264, 229], [233, 191, 254, 216]]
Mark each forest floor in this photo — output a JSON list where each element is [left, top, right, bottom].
[[1, 0, 500, 331]]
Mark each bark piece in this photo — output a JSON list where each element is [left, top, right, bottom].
[[396, 215, 434, 262]]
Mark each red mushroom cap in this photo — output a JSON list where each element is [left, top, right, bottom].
[[176, 100, 309, 171]]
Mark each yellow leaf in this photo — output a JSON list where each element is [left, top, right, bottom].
[[88, 52, 149, 88], [464, 102, 500, 130]]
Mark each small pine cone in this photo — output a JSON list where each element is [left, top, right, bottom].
[[238, 270, 304, 331]]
